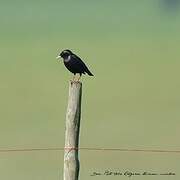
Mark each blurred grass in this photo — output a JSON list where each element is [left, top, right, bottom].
[[0, 0, 180, 180]]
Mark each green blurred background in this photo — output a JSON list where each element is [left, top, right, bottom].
[[0, 0, 180, 179]]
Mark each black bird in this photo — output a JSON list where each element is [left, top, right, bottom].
[[56, 49, 93, 81]]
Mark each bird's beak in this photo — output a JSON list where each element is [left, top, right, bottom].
[[56, 55, 61, 60]]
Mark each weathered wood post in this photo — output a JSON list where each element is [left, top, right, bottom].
[[63, 81, 82, 180]]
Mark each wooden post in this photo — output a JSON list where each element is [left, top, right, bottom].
[[63, 81, 82, 180]]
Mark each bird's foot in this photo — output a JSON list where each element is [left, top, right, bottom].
[[70, 74, 81, 84], [70, 79, 81, 84]]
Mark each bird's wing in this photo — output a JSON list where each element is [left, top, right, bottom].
[[71, 54, 93, 75]]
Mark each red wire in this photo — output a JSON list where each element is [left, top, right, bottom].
[[0, 147, 179, 153]]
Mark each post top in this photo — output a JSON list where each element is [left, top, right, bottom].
[[70, 80, 82, 86]]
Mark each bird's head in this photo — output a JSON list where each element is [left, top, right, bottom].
[[56, 49, 73, 60]]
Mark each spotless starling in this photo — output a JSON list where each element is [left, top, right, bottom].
[[56, 49, 94, 81]]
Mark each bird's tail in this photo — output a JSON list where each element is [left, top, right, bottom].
[[86, 69, 94, 76]]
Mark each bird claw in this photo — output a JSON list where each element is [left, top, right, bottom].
[[70, 74, 81, 84], [70, 80, 81, 84]]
